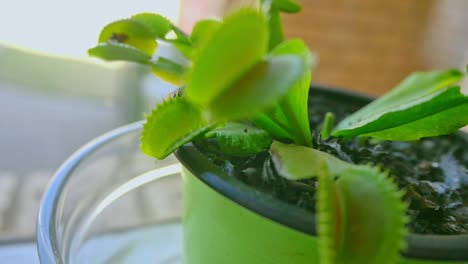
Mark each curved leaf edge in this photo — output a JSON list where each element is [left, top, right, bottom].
[[333, 86, 468, 139], [318, 165, 409, 264], [88, 42, 152, 64], [270, 142, 408, 263], [141, 97, 214, 159], [204, 122, 273, 157], [185, 8, 268, 105]]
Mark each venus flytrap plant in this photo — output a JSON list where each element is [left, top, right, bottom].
[[332, 69, 468, 140], [270, 141, 408, 264], [89, 1, 468, 263], [204, 122, 273, 157]]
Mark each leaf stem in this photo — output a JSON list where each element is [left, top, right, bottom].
[[321, 112, 335, 140]]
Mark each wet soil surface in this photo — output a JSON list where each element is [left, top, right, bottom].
[[195, 90, 468, 235]]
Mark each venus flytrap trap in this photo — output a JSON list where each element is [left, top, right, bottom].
[[204, 122, 273, 157], [270, 141, 408, 264], [89, 0, 468, 263]]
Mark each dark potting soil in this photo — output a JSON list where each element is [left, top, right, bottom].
[[194, 90, 468, 235]]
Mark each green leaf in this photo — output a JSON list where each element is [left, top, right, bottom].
[[270, 141, 351, 180], [267, 39, 314, 146], [267, 9, 285, 50], [165, 38, 193, 59], [253, 114, 292, 140], [88, 42, 151, 64], [205, 122, 272, 157], [141, 97, 213, 159], [98, 19, 157, 56], [269, 38, 314, 64], [185, 9, 268, 105], [207, 55, 306, 121], [190, 19, 222, 49], [365, 98, 468, 140], [320, 112, 335, 140], [272, 0, 302, 13], [261, 0, 301, 14], [316, 162, 340, 264], [162, 24, 192, 59], [150, 57, 187, 86], [170, 25, 191, 44], [253, 39, 314, 145], [318, 166, 408, 264], [261, 0, 301, 49], [179, 19, 222, 60], [131, 13, 172, 38], [269, 141, 408, 264], [333, 69, 467, 140]]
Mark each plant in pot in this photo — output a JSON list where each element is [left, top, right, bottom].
[[88, 1, 468, 263]]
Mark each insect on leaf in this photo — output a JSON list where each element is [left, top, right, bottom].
[[98, 19, 157, 56]]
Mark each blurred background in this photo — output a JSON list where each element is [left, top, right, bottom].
[[0, 0, 467, 261], [180, 0, 468, 95], [0, 0, 182, 252]]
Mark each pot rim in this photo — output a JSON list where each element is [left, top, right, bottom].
[[36, 121, 144, 263], [176, 84, 468, 261]]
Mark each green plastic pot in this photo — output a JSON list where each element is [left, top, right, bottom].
[[176, 86, 468, 264]]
